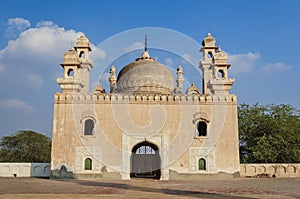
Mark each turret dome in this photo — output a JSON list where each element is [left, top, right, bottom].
[[61, 49, 80, 66], [75, 35, 91, 50], [202, 33, 216, 47]]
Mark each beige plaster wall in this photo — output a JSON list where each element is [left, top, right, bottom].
[[51, 93, 239, 179]]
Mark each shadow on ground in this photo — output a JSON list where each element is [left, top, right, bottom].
[[75, 179, 255, 199]]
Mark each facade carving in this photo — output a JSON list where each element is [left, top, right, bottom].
[[75, 147, 101, 172], [51, 33, 240, 180]]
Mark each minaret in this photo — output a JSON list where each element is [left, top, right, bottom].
[[57, 48, 84, 93], [199, 33, 218, 94], [74, 35, 93, 93], [175, 65, 184, 94], [109, 66, 117, 93]]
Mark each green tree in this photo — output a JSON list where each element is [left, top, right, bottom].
[[0, 130, 51, 162], [239, 103, 300, 163]]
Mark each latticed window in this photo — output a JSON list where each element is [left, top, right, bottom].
[[197, 121, 207, 136], [84, 119, 94, 135], [135, 145, 156, 154], [84, 158, 92, 170], [198, 158, 206, 170]]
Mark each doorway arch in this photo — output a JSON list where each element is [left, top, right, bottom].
[[130, 141, 161, 179]]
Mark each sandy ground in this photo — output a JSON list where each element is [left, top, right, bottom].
[[0, 177, 299, 199]]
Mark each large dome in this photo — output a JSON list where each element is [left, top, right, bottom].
[[116, 51, 174, 94]]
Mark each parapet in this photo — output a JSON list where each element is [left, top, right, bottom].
[[54, 93, 237, 104]]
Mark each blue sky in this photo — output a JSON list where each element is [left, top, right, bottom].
[[0, 0, 299, 138]]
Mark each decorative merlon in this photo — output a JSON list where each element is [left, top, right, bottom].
[[54, 92, 237, 103]]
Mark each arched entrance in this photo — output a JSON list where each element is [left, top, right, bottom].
[[130, 141, 161, 179]]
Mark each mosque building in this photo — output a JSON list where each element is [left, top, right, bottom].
[[50, 33, 239, 179]]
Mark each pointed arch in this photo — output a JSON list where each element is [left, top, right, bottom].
[[84, 158, 92, 170], [198, 158, 206, 170]]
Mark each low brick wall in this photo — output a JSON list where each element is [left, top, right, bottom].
[[0, 163, 50, 177], [240, 163, 300, 178]]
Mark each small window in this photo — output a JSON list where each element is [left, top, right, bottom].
[[197, 121, 207, 136], [199, 158, 206, 170], [79, 51, 85, 59], [218, 70, 225, 79], [84, 119, 94, 135], [207, 51, 213, 58], [84, 158, 92, 170], [67, 68, 74, 77]]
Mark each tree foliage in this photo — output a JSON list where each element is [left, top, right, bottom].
[[239, 103, 300, 163], [0, 130, 51, 163]]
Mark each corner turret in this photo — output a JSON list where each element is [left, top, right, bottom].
[[74, 35, 93, 93], [57, 35, 93, 93], [199, 33, 234, 95], [57, 49, 84, 93]]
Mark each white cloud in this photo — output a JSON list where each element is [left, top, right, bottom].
[[6, 17, 31, 38], [91, 44, 106, 60], [124, 42, 144, 52], [7, 17, 31, 29], [228, 52, 261, 74], [0, 20, 86, 91], [262, 62, 292, 73], [4, 25, 82, 59], [0, 99, 34, 111], [165, 57, 173, 66], [36, 21, 58, 28]]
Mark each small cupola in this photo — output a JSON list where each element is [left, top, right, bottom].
[[61, 49, 80, 66], [74, 35, 92, 61], [202, 33, 216, 47], [60, 49, 80, 78], [75, 35, 91, 51]]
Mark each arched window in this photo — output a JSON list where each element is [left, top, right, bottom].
[[198, 158, 206, 170], [84, 158, 92, 170], [79, 51, 85, 59], [197, 121, 207, 136], [84, 119, 94, 135], [67, 68, 74, 77]]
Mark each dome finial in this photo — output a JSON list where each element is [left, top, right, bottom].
[[144, 34, 147, 52]]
